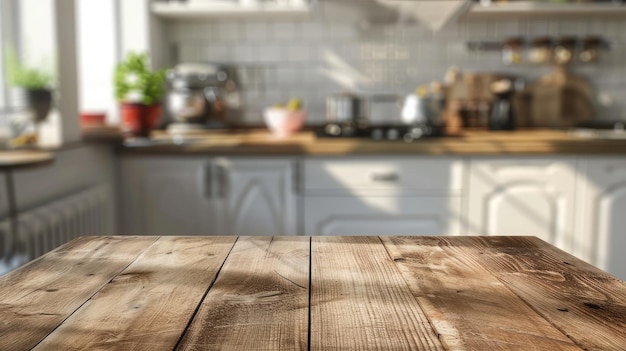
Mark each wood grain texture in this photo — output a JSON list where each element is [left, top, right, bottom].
[[32, 236, 237, 351], [382, 236, 581, 350], [310, 236, 444, 351], [452, 236, 626, 351], [0, 236, 158, 351], [177, 236, 310, 351]]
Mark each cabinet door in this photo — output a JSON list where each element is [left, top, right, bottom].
[[575, 158, 626, 280], [466, 157, 577, 252], [119, 157, 214, 235], [217, 158, 297, 236], [304, 196, 461, 236]]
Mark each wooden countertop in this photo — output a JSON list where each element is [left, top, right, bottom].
[[0, 150, 54, 170], [2, 236, 624, 350], [119, 129, 626, 156]]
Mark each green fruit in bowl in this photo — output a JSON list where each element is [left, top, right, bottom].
[[287, 98, 302, 111]]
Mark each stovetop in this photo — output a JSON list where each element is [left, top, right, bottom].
[[317, 124, 444, 143]]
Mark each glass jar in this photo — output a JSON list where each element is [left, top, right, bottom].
[[528, 37, 552, 64], [579, 36, 601, 64], [502, 37, 524, 65], [553, 37, 577, 65]]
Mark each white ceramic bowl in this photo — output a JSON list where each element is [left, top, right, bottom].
[[263, 108, 306, 138]]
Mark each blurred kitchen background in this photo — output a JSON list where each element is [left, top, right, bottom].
[[1, 0, 626, 280]]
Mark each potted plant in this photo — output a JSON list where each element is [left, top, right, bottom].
[[5, 47, 55, 126], [115, 52, 166, 137]]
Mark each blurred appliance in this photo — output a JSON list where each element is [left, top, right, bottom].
[[402, 90, 446, 128], [444, 72, 528, 132], [489, 78, 516, 131], [318, 124, 443, 142], [166, 63, 242, 130], [321, 93, 444, 142], [325, 93, 369, 137]]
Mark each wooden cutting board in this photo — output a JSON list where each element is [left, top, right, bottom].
[[531, 66, 595, 127]]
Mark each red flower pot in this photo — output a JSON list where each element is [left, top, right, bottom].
[[121, 103, 162, 137]]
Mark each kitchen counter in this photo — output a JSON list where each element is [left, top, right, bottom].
[[0, 150, 54, 170], [1, 235, 624, 350], [119, 129, 626, 155]]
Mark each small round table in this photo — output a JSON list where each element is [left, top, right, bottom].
[[0, 150, 54, 273]]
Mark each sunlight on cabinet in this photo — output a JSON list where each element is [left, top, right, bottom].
[[575, 158, 626, 280], [466, 158, 578, 253]]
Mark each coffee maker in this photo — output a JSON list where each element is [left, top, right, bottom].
[[166, 63, 243, 131]]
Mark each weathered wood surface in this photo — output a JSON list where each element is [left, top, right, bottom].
[[1, 236, 625, 351], [381, 236, 582, 350], [310, 236, 445, 350], [178, 236, 309, 351], [32, 236, 237, 351], [0, 236, 159, 351], [457, 236, 626, 351]]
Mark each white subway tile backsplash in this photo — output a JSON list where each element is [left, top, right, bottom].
[[245, 22, 270, 41], [206, 44, 231, 62], [217, 22, 242, 41], [300, 22, 326, 41], [166, 12, 626, 124], [287, 44, 312, 62], [233, 44, 255, 63], [495, 21, 521, 38], [329, 24, 359, 41], [258, 43, 283, 63], [273, 22, 298, 41]]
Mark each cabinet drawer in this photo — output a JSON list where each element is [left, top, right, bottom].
[[303, 158, 464, 194], [304, 196, 462, 235]]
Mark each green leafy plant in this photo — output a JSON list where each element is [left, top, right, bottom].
[[5, 46, 54, 89], [115, 52, 166, 106]]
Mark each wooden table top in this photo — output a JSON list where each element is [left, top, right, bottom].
[[1, 236, 625, 350]]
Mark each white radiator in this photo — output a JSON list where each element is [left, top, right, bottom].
[[0, 183, 114, 275]]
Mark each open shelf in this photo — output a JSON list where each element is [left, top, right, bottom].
[[466, 1, 626, 18], [151, 1, 312, 19]]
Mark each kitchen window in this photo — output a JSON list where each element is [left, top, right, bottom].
[[0, 0, 121, 139]]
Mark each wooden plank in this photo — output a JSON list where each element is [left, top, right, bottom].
[[451, 236, 626, 351], [32, 236, 237, 351], [0, 236, 158, 351], [382, 236, 581, 350], [310, 236, 444, 350], [177, 236, 310, 351]]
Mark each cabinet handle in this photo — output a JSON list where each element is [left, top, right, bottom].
[[370, 172, 399, 182], [293, 160, 301, 195], [216, 163, 228, 199], [204, 163, 214, 199]]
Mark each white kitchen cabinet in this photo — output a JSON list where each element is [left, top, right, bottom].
[[215, 158, 297, 236], [118, 156, 297, 236], [304, 196, 462, 236], [574, 158, 626, 280], [303, 157, 464, 236], [119, 157, 215, 235], [465, 157, 578, 253]]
